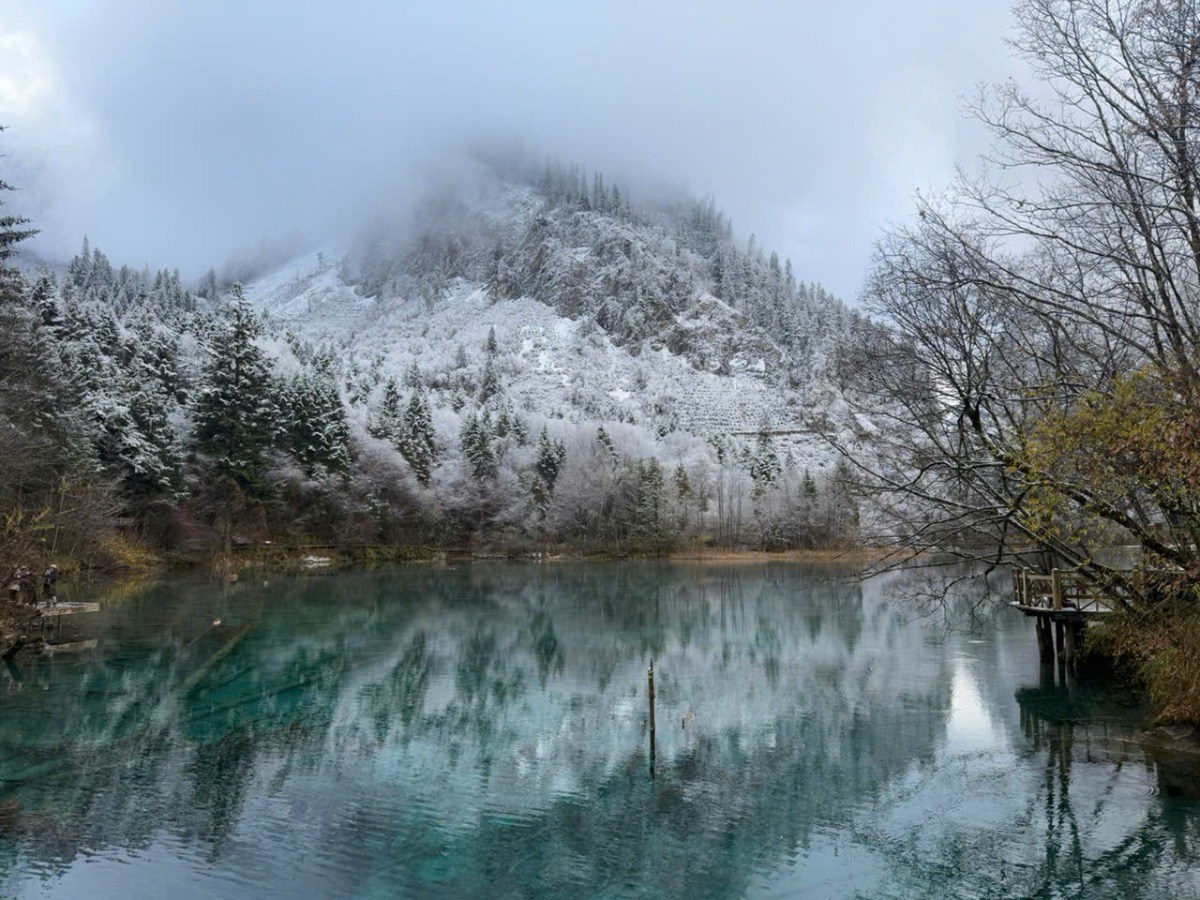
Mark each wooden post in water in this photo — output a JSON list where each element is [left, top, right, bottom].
[[1063, 618, 1077, 676], [1035, 616, 1053, 664], [648, 660, 657, 779]]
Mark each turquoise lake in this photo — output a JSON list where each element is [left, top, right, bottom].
[[0, 563, 1197, 898]]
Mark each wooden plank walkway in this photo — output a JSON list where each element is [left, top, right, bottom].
[[37, 602, 100, 618]]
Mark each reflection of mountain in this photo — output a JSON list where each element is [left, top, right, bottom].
[[0, 565, 950, 896], [0, 564, 1196, 898]]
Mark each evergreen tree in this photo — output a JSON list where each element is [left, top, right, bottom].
[[511, 413, 529, 446], [398, 392, 437, 485], [674, 463, 692, 530], [192, 285, 277, 489], [0, 142, 85, 471], [674, 463, 691, 499], [748, 425, 780, 495], [596, 426, 616, 456], [478, 354, 501, 404], [635, 457, 669, 548], [531, 426, 567, 508], [461, 413, 497, 480], [280, 366, 350, 477], [91, 375, 182, 498], [371, 377, 403, 439]]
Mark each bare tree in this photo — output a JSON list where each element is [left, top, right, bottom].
[[848, 0, 1200, 606]]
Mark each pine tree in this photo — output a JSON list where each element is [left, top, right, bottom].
[[494, 407, 511, 438], [0, 186, 35, 265], [596, 426, 616, 456], [192, 285, 277, 489], [280, 366, 350, 477], [802, 468, 817, 497], [635, 457, 669, 548], [398, 392, 437, 485], [371, 377, 403, 439], [485, 326, 498, 355], [674, 463, 692, 531], [674, 463, 691, 499], [0, 140, 85, 472], [511, 414, 528, 446], [478, 354, 500, 404], [461, 413, 497, 480], [748, 425, 780, 496], [532, 426, 567, 508], [91, 373, 182, 498]]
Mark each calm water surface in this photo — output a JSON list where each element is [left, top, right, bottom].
[[0, 563, 1197, 899]]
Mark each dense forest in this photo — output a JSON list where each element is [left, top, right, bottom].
[[0, 142, 865, 575]]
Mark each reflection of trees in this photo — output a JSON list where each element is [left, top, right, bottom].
[[851, 681, 1200, 899], [5, 563, 1148, 898]]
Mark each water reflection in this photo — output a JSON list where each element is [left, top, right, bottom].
[[0, 563, 1194, 898]]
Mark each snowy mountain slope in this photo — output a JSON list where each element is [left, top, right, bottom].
[[243, 248, 855, 475], [16, 152, 872, 549]]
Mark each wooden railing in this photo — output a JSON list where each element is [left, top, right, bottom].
[[1010, 567, 1126, 614]]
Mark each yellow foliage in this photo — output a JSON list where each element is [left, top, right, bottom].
[[1090, 599, 1200, 724], [97, 534, 160, 572], [1014, 368, 1198, 550]]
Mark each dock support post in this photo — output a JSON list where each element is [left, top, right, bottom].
[[1036, 616, 1053, 664], [1063, 618, 1077, 676], [1055, 620, 1066, 666], [648, 660, 656, 780]]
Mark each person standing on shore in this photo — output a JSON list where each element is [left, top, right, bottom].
[[42, 565, 58, 606]]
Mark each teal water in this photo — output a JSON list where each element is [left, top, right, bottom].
[[0, 563, 1197, 899]]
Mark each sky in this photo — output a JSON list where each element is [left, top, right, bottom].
[[0, 0, 1020, 300]]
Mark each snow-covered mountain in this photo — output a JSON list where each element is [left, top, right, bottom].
[[242, 157, 871, 476], [12, 151, 873, 550]]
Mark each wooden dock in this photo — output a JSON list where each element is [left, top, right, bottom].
[[37, 602, 100, 618], [1009, 568, 1121, 616], [1010, 568, 1124, 675]]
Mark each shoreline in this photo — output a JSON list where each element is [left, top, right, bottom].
[[665, 547, 898, 565]]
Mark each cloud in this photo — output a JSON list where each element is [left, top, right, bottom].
[[0, 0, 1019, 298]]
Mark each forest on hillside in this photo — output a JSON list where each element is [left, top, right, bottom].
[[0, 145, 865, 574]]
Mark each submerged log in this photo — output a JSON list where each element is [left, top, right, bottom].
[[177, 621, 254, 696]]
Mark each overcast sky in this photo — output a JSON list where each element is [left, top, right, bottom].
[[0, 0, 1019, 300]]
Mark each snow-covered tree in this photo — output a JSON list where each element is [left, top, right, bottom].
[[279, 364, 350, 477], [531, 426, 567, 509], [192, 285, 277, 489], [461, 412, 497, 481], [398, 392, 437, 485]]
